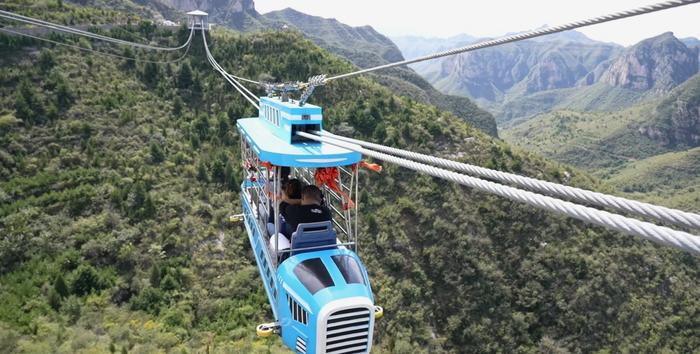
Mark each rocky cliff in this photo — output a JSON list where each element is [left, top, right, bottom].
[[431, 39, 621, 99], [598, 32, 698, 93], [641, 73, 700, 147], [153, 0, 263, 29], [263, 7, 404, 67]]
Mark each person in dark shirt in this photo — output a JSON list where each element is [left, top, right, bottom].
[[269, 178, 303, 259], [269, 179, 302, 222], [281, 185, 331, 235]]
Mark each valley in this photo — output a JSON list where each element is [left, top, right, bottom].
[[1, 1, 700, 353]]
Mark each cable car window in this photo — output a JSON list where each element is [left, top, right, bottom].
[[331, 255, 365, 285], [293, 258, 334, 294]]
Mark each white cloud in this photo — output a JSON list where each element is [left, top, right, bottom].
[[254, 0, 700, 46]]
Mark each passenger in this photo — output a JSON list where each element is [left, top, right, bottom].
[[281, 185, 332, 236], [268, 178, 302, 232], [268, 179, 303, 259]]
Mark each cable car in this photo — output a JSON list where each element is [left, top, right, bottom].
[[236, 96, 383, 354]]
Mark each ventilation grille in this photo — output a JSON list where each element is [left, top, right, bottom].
[[325, 307, 371, 354], [288, 295, 308, 325], [296, 337, 307, 354]]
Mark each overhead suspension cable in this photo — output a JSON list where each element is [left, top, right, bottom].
[[0, 26, 194, 64], [319, 131, 700, 230], [319, 0, 700, 83], [201, 29, 260, 109], [298, 131, 700, 256], [0, 9, 191, 51]]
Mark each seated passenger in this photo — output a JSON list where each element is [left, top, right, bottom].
[[267, 178, 302, 236], [282, 185, 332, 237], [269, 179, 303, 258]]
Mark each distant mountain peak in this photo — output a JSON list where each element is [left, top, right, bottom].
[[599, 32, 698, 92]]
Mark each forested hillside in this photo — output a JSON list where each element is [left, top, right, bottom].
[[1, 3, 700, 354], [142, 0, 499, 136], [502, 72, 700, 210]]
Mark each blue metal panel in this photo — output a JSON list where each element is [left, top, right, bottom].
[[238, 118, 362, 168], [241, 185, 278, 320], [261, 96, 322, 116], [276, 248, 373, 354], [278, 249, 374, 305]]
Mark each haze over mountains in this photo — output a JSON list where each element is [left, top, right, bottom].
[[393, 30, 700, 124]]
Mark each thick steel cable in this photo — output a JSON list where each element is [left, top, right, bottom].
[[320, 132, 700, 230], [229, 74, 262, 86], [0, 10, 190, 51], [202, 29, 260, 109], [0, 27, 193, 64], [298, 131, 700, 256], [322, 0, 700, 82], [203, 35, 259, 108]]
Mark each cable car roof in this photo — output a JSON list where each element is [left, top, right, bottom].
[[237, 118, 362, 168]]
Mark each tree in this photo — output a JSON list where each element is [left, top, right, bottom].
[[149, 264, 161, 287], [54, 274, 69, 298], [141, 62, 159, 86], [194, 115, 210, 140], [38, 49, 55, 72], [177, 62, 193, 89], [121, 47, 135, 70], [71, 264, 102, 296], [62, 295, 81, 324], [128, 182, 155, 220], [225, 161, 238, 191], [149, 141, 165, 164], [172, 96, 183, 116], [211, 155, 226, 184], [197, 161, 208, 182], [217, 113, 229, 141], [48, 288, 61, 310], [160, 274, 178, 291], [55, 80, 74, 111], [15, 79, 45, 125]]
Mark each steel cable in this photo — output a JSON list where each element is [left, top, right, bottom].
[[299, 131, 700, 256], [319, 132, 700, 230], [0, 10, 191, 51], [0, 27, 193, 64], [202, 29, 260, 109]]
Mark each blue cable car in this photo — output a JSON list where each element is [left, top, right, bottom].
[[236, 96, 383, 354]]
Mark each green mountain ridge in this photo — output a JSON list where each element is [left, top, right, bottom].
[[1, 1, 700, 354], [502, 72, 700, 209]]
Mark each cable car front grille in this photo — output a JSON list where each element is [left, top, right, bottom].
[[325, 307, 371, 354]]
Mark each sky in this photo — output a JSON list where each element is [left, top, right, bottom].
[[254, 0, 700, 46]]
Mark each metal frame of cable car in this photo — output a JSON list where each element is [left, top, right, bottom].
[[237, 95, 379, 354]]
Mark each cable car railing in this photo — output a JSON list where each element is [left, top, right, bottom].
[[292, 166, 359, 251]]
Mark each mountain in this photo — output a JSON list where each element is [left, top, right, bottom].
[[502, 72, 700, 208], [640, 71, 700, 147], [4, 1, 700, 353], [420, 37, 622, 102], [263, 7, 403, 68], [151, 0, 266, 30], [398, 31, 700, 125], [258, 7, 498, 136], [681, 37, 700, 48], [599, 32, 698, 93], [391, 33, 478, 59], [138, 1, 499, 136]]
